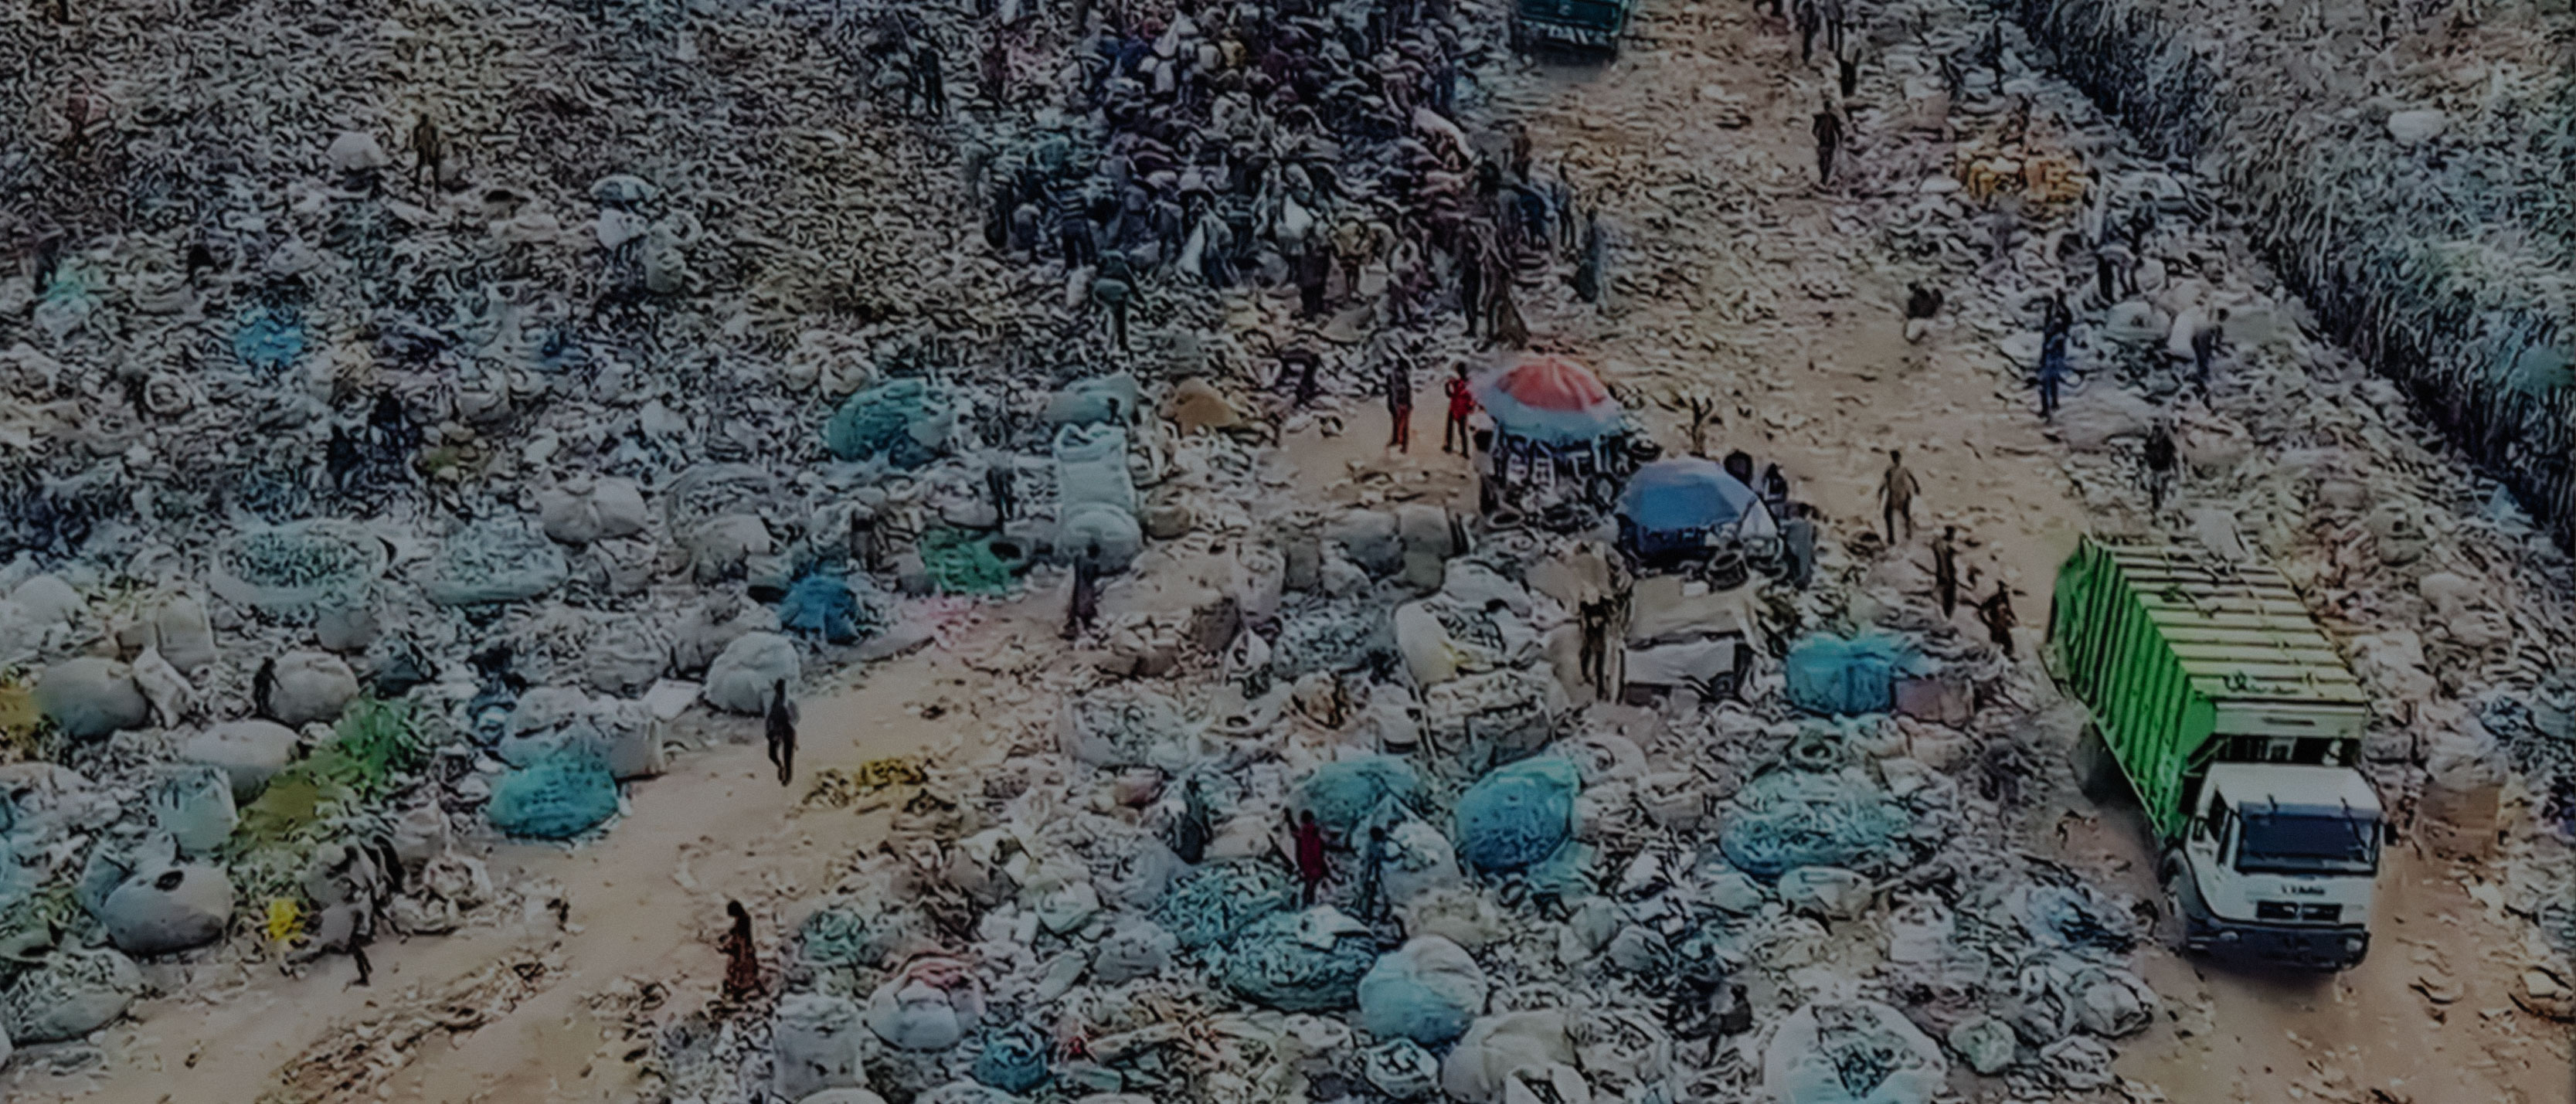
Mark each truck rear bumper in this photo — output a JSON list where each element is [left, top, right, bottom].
[[2185, 917, 2369, 970]]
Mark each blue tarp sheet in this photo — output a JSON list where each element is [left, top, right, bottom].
[[1785, 634, 1928, 716]]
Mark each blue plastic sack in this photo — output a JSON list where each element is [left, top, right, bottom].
[[1453, 757, 1580, 874], [1154, 861, 1296, 949], [1784, 635, 1924, 716], [486, 753, 619, 838], [971, 1025, 1052, 1092], [1218, 909, 1377, 1011], [1718, 769, 1912, 878], [824, 379, 951, 468], [233, 306, 306, 375], [778, 572, 873, 643], [1296, 756, 1419, 837]]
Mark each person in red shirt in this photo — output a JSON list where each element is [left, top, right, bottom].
[[1443, 364, 1476, 454], [1289, 809, 1330, 905]]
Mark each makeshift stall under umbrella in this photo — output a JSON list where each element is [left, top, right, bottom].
[[1472, 354, 1647, 518], [1614, 457, 1781, 580]]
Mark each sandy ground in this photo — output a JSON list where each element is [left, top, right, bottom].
[[17, 0, 2573, 1100]]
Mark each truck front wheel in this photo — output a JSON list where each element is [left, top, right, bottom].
[[2159, 851, 2211, 955]]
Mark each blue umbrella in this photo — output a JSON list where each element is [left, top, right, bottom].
[[1616, 457, 1762, 536]]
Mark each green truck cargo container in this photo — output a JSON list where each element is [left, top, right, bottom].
[[2048, 539, 2381, 970]]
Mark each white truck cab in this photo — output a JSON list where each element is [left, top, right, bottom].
[[2167, 763, 2381, 968]]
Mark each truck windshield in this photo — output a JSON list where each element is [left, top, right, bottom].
[[2234, 809, 2378, 875]]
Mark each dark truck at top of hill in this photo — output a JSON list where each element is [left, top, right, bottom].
[[1509, 0, 1635, 55]]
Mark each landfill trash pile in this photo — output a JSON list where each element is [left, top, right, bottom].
[[0, 0, 2569, 1082], [736, 510, 2195, 1104], [0, 0, 1530, 1047], [1995, 0, 2576, 549]]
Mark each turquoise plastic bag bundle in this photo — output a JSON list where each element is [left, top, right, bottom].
[[1453, 757, 1580, 874], [921, 528, 1021, 594], [798, 905, 908, 966], [1719, 769, 1912, 878], [1784, 634, 1924, 716], [824, 379, 951, 468], [1155, 861, 1296, 949], [1218, 909, 1377, 1011], [779, 572, 875, 642], [486, 753, 619, 838], [233, 305, 306, 374], [971, 1026, 1052, 1092], [1296, 756, 1419, 836]]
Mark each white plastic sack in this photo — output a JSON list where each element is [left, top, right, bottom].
[[1443, 1011, 1576, 1103], [704, 632, 800, 714]]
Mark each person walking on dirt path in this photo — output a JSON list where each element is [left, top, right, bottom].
[[2037, 334, 2071, 418], [1459, 238, 1485, 338], [1385, 358, 1415, 452], [1932, 525, 1960, 617], [980, 37, 1010, 105], [1296, 240, 1332, 318], [1283, 347, 1324, 409], [987, 460, 1017, 524], [409, 113, 443, 192], [1976, 582, 2017, 656], [2095, 236, 2136, 302], [1169, 775, 1213, 864], [1796, 0, 1821, 63], [912, 43, 947, 117], [1443, 364, 1477, 454], [1356, 824, 1392, 922], [1905, 282, 1943, 342], [1574, 210, 1606, 304], [1878, 449, 1919, 544], [766, 679, 798, 786], [1782, 503, 1819, 589], [2190, 309, 2224, 396], [1811, 107, 1844, 186], [1487, 277, 1530, 349], [2143, 420, 2177, 511], [1579, 595, 1616, 700], [1290, 809, 1330, 905], [1093, 253, 1135, 352], [1759, 462, 1790, 515], [252, 656, 278, 721], [721, 901, 762, 1004], [1065, 541, 1103, 640]]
